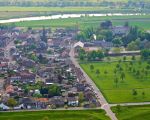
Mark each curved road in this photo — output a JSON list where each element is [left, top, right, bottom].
[[69, 46, 118, 120]]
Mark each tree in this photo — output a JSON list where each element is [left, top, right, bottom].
[[112, 37, 122, 47], [7, 98, 17, 108], [41, 26, 47, 43], [33, 93, 42, 98], [132, 68, 136, 74], [90, 65, 94, 72], [38, 54, 48, 64], [95, 69, 100, 77], [48, 84, 61, 97], [114, 77, 119, 87], [104, 70, 108, 76], [145, 70, 148, 79], [136, 70, 140, 78], [116, 105, 121, 113], [132, 89, 138, 98], [124, 21, 129, 27], [142, 92, 145, 98], [100, 20, 112, 29], [120, 72, 125, 82], [127, 38, 141, 51], [141, 49, 150, 60], [123, 56, 126, 61], [131, 55, 136, 61], [79, 92, 84, 103], [114, 69, 117, 75]]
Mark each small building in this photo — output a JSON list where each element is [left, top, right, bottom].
[[67, 97, 79, 106], [50, 96, 65, 107], [112, 26, 129, 35]]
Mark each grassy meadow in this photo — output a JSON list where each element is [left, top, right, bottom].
[[0, 6, 143, 20], [80, 58, 150, 103], [112, 105, 150, 120], [0, 109, 110, 120], [4, 15, 150, 30]]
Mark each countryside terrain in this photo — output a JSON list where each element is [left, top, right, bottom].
[[80, 57, 150, 103], [0, 1, 150, 120], [3, 15, 150, 30], [112, 105, 150, 120], [0, 109, 110, 120]]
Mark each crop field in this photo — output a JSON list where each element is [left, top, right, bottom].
[[3, 15, 150, 30], [80, 59, 150, 103], [0, 109, 110, 120], [112, 105, 150, 120], [0, 5, 150, 19]]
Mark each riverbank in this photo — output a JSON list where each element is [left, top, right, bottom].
[[0, 13, 148, 24]]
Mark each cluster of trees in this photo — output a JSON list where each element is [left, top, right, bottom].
[[24, 84, 61, 98], [141, 49, 150, 60], [0, 0, 150, 8], [0, 0, 104, 7], [132, 89, 145, 99], [40, 84, 61, 97], [38, 54, 48, 64], [76, 25, 113, 42], [79, 49, 105, 61], [76, 20, 150, 51], [89, 57, 150, 88], [90, 65, 108, 78], [87, 50, 105, 61]]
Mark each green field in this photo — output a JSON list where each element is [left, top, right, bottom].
[[112, 105, 150, 120], [4, 15, 150, 30], [0, 6, 113, 12], [80, 60, 150, 103], [0, 6, 143, 20], [0, 109, 110, 120]]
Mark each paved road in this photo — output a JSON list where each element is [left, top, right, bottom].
[[110, 102, 150, 107], [69, 46, 118, 120], [5, 39, 15, 61]]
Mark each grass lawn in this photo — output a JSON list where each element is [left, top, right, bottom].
[[0, 109, 110, 120], [111, 105, 150, 120], [4, 15, 150, 30], [80, 59, 150, 103]]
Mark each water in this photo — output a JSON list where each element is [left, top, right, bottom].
[[0, 13, 146, 24]]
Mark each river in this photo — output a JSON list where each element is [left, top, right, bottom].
[[0, 13, 147, 24]]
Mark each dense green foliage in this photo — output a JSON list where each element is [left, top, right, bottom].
[[0, 0, 150, 10], [77, 21, 150, 49], [141, 49, 150, 60]]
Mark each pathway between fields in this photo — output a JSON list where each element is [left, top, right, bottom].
[[110, 102, 150, 107]]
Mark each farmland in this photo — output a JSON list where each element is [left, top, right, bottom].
[[3, 15, 150, 30], [80, 58, 150, 103], [0, 5, 150, 19], [112, 105, 150, 120], [0, 109, 110, 120]]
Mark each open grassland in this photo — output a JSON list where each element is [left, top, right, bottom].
[[4, 15, 150, 30], [0, 109, 110, 120], [0, 6, 150, 19], [80, 59, 150, 103], [0, 7, 112, 12], [112, 105, 150, 120]]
